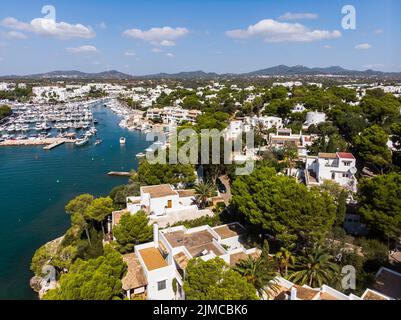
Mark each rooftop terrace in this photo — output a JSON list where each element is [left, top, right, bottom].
[[163, 229, 225, 258], [139, 247, 168, 271]]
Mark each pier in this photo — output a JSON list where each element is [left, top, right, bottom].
[[0, 138, 74, 150], [107, 171, 131, 177], [43, 139, 69, 150]]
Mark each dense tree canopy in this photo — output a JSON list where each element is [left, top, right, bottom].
[[184, 258, 259, 300], [353, 125, 392, 173], [358, 173, 401, 239], [113, 212, 153, 253], [43, 246, 126, 300], [231, 164, 336, 246], [133, 160, 196, 186]]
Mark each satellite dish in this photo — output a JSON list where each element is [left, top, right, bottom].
[[349, 167, 357, 175]]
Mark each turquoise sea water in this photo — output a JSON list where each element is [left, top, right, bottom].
[[0, 105, 151, 299]]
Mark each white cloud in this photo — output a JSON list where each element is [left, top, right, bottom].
[[323, 45, 332, 49], [278, 12, 318, 21], [123, 26, 188, 46], [151, 47, 162, 53], [166, 53, 174, 58], [374, 29, 384, 35], [1, 31, 27, 40], [160, 40, 175, 47], [67, 45, 98, 53], [355, 43, 372, 50], [124, 51, 136, 56], [226, 19, 341, 43], [1, 17, 95, 39]]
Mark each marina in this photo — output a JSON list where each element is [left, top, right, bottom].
[[0, 104, 152, 300], [0, 100, 105, 148]]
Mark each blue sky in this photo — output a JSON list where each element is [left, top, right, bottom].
[[0, 0, 400, 75]]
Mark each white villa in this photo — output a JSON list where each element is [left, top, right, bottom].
[[244, 116, 283, 130], [305, 152, 358, 192], [121, 222, 260, 300], [269, 128, 316, 159], [304, 111, 326, 128], [122, 184, 213, 227]]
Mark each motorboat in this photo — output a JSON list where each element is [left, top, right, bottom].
[[136, 152, 146, 158], [120, 137, 126, 145], [75, 137, 89, 147], [95, 139, 102, 145]]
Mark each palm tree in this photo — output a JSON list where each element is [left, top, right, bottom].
[[234, 256, 278, 299], [275, 248, 296, 277], [283, 144, 298, 177], [289, 245, 340, 288], [194, 181, 216, 209]]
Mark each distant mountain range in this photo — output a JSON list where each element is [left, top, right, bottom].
[[1, 65, 400, 80]]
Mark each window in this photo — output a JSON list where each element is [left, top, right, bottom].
[[158, 280, 167, 291], [343, 161, 351, 167], [331, 173, 335, 180], [342, 173, 348, 178]]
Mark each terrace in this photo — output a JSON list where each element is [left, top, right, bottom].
[[163, 229, 225, 257]]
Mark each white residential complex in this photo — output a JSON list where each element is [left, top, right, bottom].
[[119, 222, 401, 301], [146, 107, 202, 125], [121, 222, 260, 300]]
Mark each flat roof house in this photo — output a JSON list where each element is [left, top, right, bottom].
[[128, 222, 260, 300], [269, 129, 316, 159], [125, 184, 213, 227], [305, 152, 358, 192]]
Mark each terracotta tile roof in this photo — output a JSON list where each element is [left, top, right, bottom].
[[141, 184, 177, 198], [337, 152, 355, 160], [122, 253, 147, 291], [139, 247, 168, 271]]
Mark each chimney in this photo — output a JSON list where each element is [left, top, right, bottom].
[[290, 287, 298, 300], [153, 224, 159, 247]]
